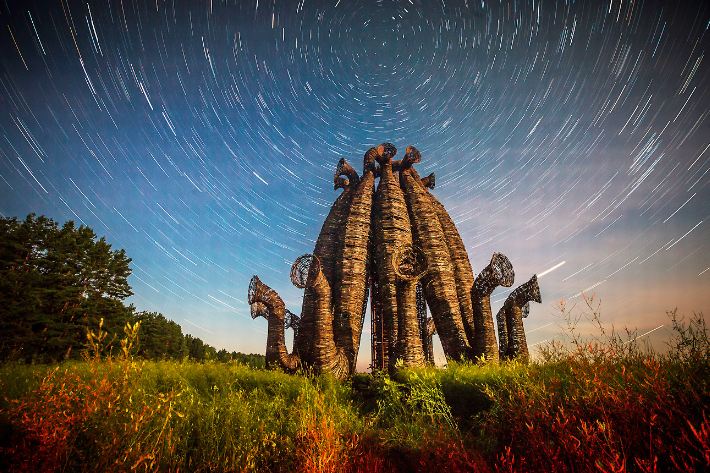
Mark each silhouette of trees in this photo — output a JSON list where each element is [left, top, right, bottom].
[[0, 214, 262, 366], [0, 214, 132, 361]]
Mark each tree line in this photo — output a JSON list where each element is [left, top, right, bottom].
[[0, 214, 263, 367]]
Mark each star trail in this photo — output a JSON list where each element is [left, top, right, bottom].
[[1, 0, 708, 368]]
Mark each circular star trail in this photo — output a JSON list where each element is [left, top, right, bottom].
[[1, 0, 708, 367]]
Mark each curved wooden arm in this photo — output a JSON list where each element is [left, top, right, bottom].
[[364, 147, 379, 175], [421, 173, 435, 189], [500, 275, 541, 362], [470, 252, 515, 362], [402, 145, 422, 169], [248, 275, 300, 372], [249, 275, 286, 318], [472, 252, 514, 296], [510, 274, 541, 308], [335, 158, 360, 189], [375, 142, 397, 165]]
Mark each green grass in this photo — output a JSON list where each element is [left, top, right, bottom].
[[0, 311, 707, 472]]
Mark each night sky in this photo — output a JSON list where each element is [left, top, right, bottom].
[[1, 0, 708, 369]]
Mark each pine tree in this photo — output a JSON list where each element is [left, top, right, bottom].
[[134, 311, 187, 359], [0, 214, 133, 361]]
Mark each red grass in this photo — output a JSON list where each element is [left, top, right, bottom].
[[4, 367, 118, 472], [485, 354, 709, 472], [1, 335, 706, 472]]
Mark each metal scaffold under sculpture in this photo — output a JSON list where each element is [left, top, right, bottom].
[[248, 143, 542, 379]]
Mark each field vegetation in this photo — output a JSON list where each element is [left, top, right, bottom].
[[0, 304, 707, 472]]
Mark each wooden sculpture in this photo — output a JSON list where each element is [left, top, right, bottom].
[[291, 254, 350, 379], [392, 244, 428, 367], [471, 252, 515, 362], [335, 151, 377, 371], [403, 147, 475, 349], [400, 147, 471, 361], [248, 276, 301, 372], [249, 143, 541, 377], [372, 143, 414, 372], [293, 163, 357, 365], [497, 275, 541, 361]]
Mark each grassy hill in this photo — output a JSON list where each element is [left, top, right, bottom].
[[0, 312, 707, 472]]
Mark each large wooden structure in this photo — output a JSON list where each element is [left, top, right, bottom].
[[248, 143, 541, 378]]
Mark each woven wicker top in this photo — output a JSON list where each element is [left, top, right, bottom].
[[291, 254, 322, 289], [392, 244, 427, 281]]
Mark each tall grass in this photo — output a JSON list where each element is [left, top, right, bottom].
[[0, 306, 707, 472]]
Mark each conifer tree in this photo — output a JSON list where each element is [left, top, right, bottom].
[[0, 214, 132, 361]]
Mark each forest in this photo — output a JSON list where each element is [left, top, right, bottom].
[[0, 214, 263, 367]]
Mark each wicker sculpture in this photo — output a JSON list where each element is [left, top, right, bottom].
[[336, 151, 377, 371], [400, 147, 471, 362], [372, 143, 414, 372], [249, 143, 541, 377], [497, 275, 542, 361], [392, 244, 428, 367], [248, 276, 301, 372], [293, 163, 358, 366], [471, 252, 515, 362], [292, 254, 350, 379]]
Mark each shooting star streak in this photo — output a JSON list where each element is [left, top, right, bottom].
[[217, 290, 245, 304], [570, 280, 607, 299], [624, 325, 664, 344], [605, 256, 639, 279], [253, 171, 268, 185], [207, 294, 239, 311], [563, 263, 593, 282], [665, 220, 702, 251], [663, 192, 695, 223], [538, 261, 566, 278], [526, 322, 553, 333], [7, 26, 28, 70]]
